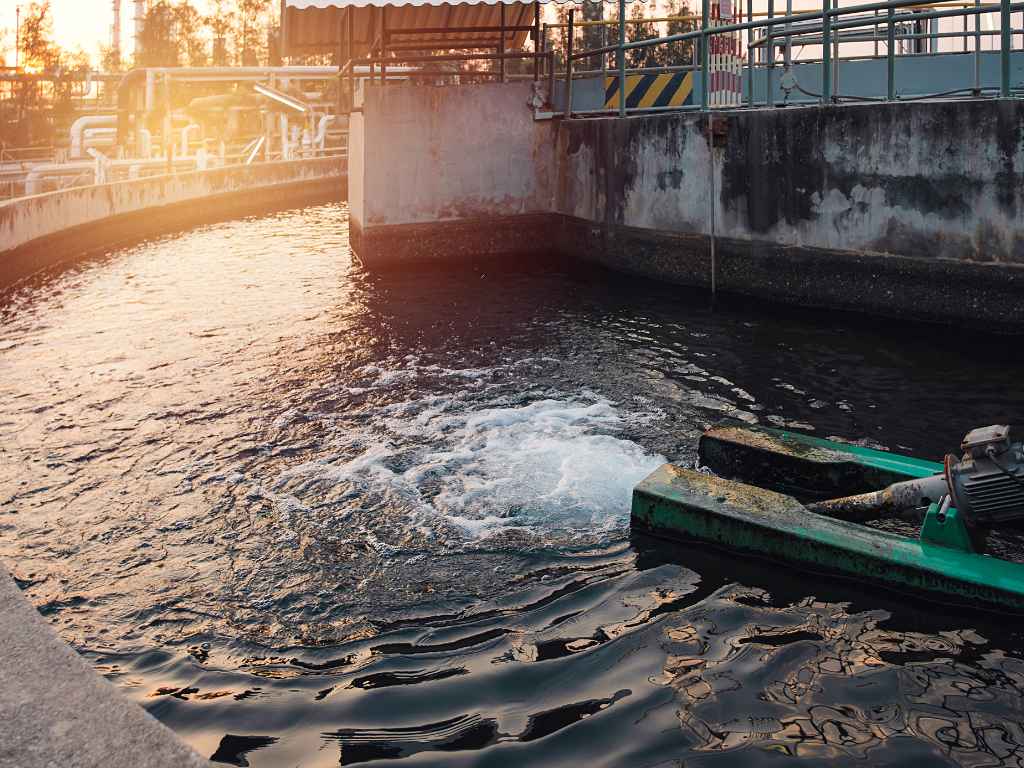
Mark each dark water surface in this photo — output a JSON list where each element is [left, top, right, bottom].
[[3, 202, 1024, 767]]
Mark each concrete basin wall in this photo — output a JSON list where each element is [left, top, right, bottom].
[[0, 566, 211, 767], [349, 81, 1024, 328], [0, 156, 346, 285]]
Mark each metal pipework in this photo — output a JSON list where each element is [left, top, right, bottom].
[[807, 473, 948, 521], [808, 425, 1024, 527]]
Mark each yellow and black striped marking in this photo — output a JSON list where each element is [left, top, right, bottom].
[[603, 72, 694, 110]]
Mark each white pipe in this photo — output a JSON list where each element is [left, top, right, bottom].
[[137, 128, 152, 158], [180, 124, 201, 156], [70, 115, 116, 159], [314, 115, 333, 149]]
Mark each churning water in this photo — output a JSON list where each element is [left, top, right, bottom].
[[3, 202, 1024, 767]]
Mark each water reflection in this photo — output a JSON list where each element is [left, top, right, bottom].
[[2, 202, 1024, 767]]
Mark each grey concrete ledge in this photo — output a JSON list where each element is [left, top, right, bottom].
[[0, 156, 347, 286], [0, 565, 210, 768]]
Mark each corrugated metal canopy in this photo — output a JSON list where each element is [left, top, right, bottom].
[[281, 0, 640, 58]]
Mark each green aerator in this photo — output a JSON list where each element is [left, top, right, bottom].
[[631, 424, 1024, 612]]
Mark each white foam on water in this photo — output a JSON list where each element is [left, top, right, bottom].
[[270, 373, 666, 543]]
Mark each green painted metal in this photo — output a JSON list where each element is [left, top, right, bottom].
[[887, 6, 896, 100], [698, 423, 942, 501], [701, 0, 710, 110], [618, 0, 627, 117], [632, 464, 1024, 611], [1001, 0, 1012, 96], [822, 0, 832, 103], [757, 425, 942, 479], [920, 502, 975, 552]]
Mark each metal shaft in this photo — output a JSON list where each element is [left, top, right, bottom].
[[807, 474, 949, 522]]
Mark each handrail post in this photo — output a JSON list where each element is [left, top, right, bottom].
[[618, 0, 627, 116], [821, 0, 832, 103], [747, 0, 754, 105], [566, 8, 575, 118], [533, 2, 541, 81], [767, 0, 775, 107], [701, 0, 710, 109], [499, 2, 506, 83], [887, 5, 895, 99], [1000, 0, 1011, 96], [974, 0, 981, 94]]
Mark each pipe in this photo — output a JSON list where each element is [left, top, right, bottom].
[[180, 124, 201, 156], [70, 115, 116, 159], [314, 115, 333, 149], [137, 128, 152, 158]]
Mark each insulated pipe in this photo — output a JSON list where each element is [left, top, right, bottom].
[[180, 124, 201, 156], [314, 115, 333, 149], [70, 115, 116, 159]]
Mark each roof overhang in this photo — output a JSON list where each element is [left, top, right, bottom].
[[281, 0, 640, 58]]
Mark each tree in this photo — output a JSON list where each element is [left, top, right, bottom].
[[664, 0, 697, 67], [624, 5, 659, 69], [174, 0, 208, 66], [237, 0, 270, 66], [206, 0, 236, 65], [137, 1, 179, 66]]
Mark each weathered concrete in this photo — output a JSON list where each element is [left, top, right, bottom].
[[350, 82, 556, 241], [350, 82, 1024, 328], [0, 565, 210, 768], [1, 156, 346, 286]]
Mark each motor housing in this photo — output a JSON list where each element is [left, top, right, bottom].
[[947, 425, 1024, 527]]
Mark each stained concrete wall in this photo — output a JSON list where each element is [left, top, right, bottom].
[[349, 83, 1024, 327], [0, 156, 345, 284], [557, 100, 1024, 263], [349, 82, 557, 259]]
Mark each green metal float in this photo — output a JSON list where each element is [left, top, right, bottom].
[[631, 423, 1024, 611]]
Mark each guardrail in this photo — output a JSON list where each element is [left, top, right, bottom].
[[0, 147, 348, 202], [556, 0, 1023, 116]]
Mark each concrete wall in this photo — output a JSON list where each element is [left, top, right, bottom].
[[1, 156, 345, 284], [0, 566, 210, 767], [349, 83, 1024, 328], [349, 82, 558, 260], [557, 100, 1024, 263]]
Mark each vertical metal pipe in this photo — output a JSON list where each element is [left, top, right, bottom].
[[348, 8, 355, 109], [499, 2, 506, 83], [381, 7, 387, 86], [534, 2, 541, 81], [342, 12, 350, 117], [887, 5, 895, 99], [822, 0, 832, 103], [565, 8, 574, 118], [832, 0, 840, 96], [618, 0, 627, 117], [974, 0, 981, 93], [707, 114, 717, 298], [1001, 0, 1011, 96], [701, 0, 710, 109], [875, 9, 880, 58], [787, 0, 794, 66], [602, 21, 608, 84], [747, 0, 754, 105], [767, 0, 775, 107]]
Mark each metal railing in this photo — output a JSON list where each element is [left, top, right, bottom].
[[555, 0, 1022, 117]]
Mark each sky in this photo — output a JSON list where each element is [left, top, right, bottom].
[[0, 0, 212, 65]]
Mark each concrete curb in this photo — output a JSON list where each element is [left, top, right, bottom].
[[0, 565, 210, 767]]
